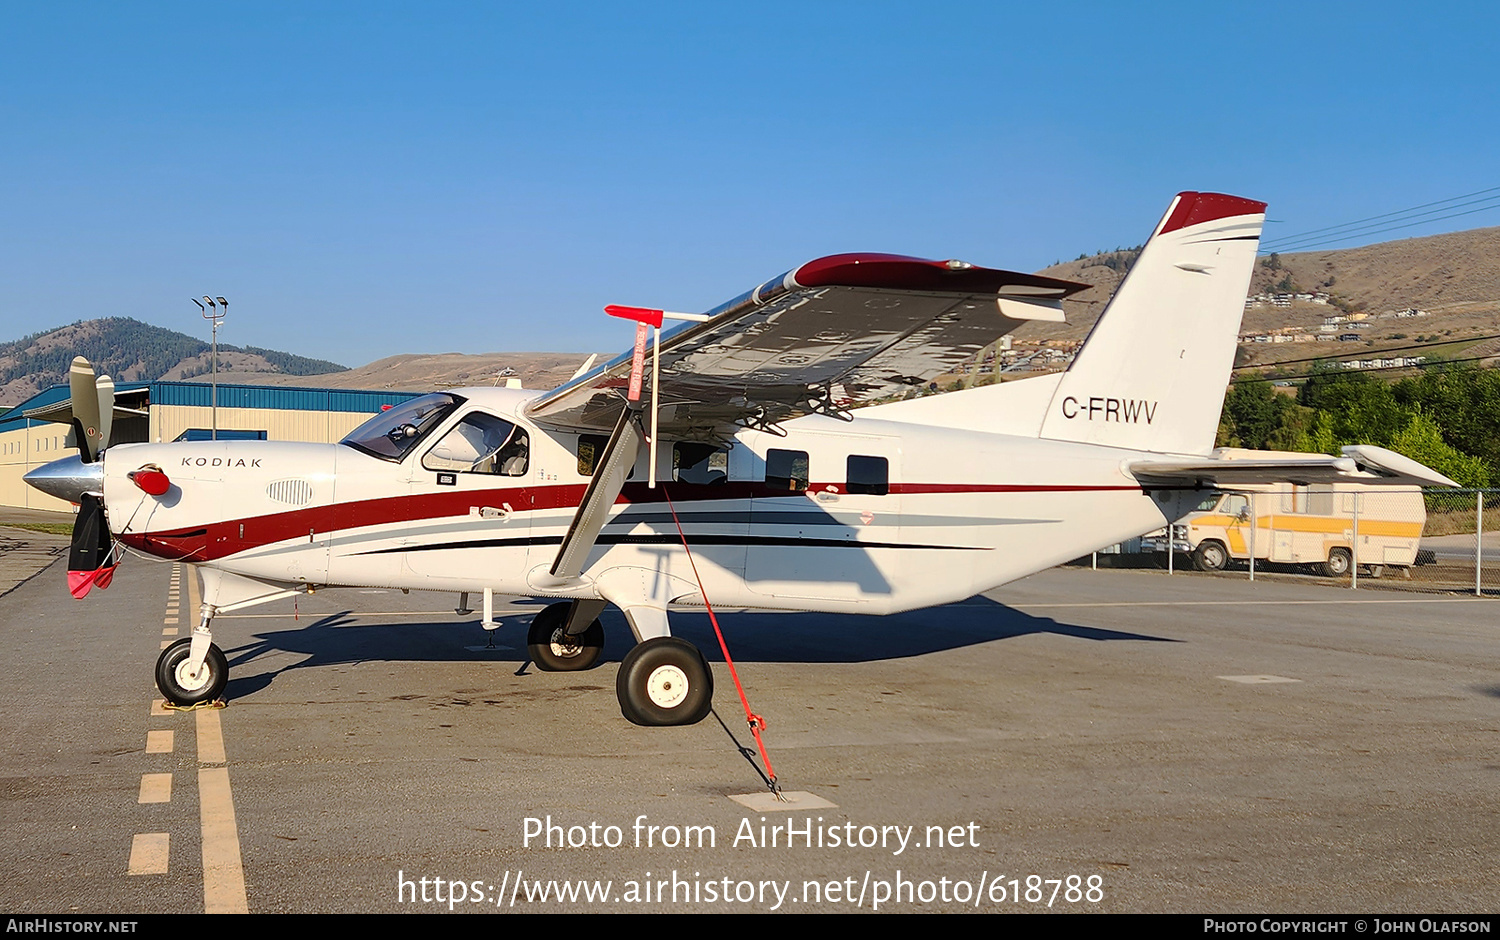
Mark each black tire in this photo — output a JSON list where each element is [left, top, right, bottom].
[[616, 637, 713, 727], [1321, 547, 1352, 578], [527, 602, 604, 672], [155, 638, 228, 706], [1193, 541, 1229, 572]]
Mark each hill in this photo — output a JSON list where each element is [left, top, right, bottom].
[[0, 318, 347, 407], [233, 351, 609, 395], [1019, 225, 1500, 347], [8, 225, 1500, 406]]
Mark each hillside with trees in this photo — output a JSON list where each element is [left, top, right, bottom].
[[1218, 365, 1497, 488], [0, 318, 346, 406]]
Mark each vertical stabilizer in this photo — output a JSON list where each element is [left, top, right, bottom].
[[1039, 192, 1266, 455]]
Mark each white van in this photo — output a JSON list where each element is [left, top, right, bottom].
[[1143, 483, 1426, 577]]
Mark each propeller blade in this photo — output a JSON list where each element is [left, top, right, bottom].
[[96, 375, 115, 453], [67, 494, 117, 599], [69, 357, 102, 463]]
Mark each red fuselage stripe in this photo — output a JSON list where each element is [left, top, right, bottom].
[[117, 480, 1143, 562]]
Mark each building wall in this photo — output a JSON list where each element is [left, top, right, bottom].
[[148, 404, 374, 447], [0, 421, 79, 512], [1, 382, 420, 512]]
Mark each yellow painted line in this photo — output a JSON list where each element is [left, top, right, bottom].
[[196, 708, 226, 765], [163, 627, 179, 636], [128, 833, 169, 875], [199, 767, 248, 913], [138, 773, 172, 803], [145, 730, 174, 754], [150, 699, 170, 717], [160, 640, 172, 650], [164, 617, 179, 625]]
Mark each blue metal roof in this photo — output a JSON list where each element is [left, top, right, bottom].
[[1, 380, 423, 434], [149, 382, 421, 413]]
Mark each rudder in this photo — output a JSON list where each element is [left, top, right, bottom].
[[1039, 192, 1266, 456]]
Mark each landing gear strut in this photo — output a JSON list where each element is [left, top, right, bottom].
[[156, 608, 227, 706]]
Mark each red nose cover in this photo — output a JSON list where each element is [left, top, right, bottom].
[[131, 467, 171, 496]]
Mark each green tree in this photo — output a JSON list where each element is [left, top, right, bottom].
[[1388, 412, 1489, 487]]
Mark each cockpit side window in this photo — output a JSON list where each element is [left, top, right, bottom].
[[341, 393, 463, 462], [423, 412, 529, 476]]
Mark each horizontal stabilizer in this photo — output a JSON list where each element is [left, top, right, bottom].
[[1129, 445, 1458, 488]]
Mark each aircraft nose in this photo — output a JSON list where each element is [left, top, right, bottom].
[[23, 454, 104, 504]]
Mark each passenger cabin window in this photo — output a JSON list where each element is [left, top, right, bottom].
[[765, 448, 809, 492], [673, 443, 728, 485], [422, 412, 529, 476], [1222, 495, 1249, 518], [846, 455, 888, 496], [577, 434, 608, 477]]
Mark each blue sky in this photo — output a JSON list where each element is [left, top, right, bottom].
[[2, 2, 1497, 366]]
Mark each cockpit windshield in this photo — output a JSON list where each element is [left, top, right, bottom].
[[341, 393, 463, 462]]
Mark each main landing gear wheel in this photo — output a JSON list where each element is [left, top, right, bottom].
[[616, 637, 713, 727], [155, 638, 228, 706], [527, 602, 604, 672]]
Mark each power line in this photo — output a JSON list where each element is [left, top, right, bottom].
[[1233, 333, 1500, 371], [1259, 185, 1500, 254], [1235, 352, 1500, 384], [1261, 184, 1500, 247], [1263, 199, 1500, 254]]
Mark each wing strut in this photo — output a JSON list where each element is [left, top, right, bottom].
[[546, 405, 644, 582]]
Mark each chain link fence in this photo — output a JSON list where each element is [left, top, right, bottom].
[[1083, 487, 1500, 595]]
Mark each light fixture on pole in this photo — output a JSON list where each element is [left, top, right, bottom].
[[194, 296, 226, 441]]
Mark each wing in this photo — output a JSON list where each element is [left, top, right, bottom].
[[1129, 445, 1458, 488], [523, 253, 1091, 436]]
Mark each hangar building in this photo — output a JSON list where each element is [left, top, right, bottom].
[[0, 380, 420, 511]]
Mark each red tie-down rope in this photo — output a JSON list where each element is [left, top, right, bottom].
[[661, 487, 782, 798]]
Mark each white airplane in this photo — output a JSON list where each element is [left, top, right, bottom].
[[25, 192, 1456, 726]]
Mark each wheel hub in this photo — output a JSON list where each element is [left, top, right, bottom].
[[549, 628, 583, 659], [174, 659, 211, 692], [645, 665, 689, 708]]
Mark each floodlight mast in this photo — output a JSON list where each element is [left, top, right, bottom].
[[194, 296, 226, 441]]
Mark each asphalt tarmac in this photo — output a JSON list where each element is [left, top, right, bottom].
[[2, 551, 1496, 914]]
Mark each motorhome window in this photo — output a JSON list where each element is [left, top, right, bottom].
[[1282, 485, 1310, 514], [341, 393, 462, 462], [846, 455, 888, 496], [1194, 494, 1221, 512], [1308, 485, 1334, 516], [1222, 495, 1249, 517], [765, 448, 809, 492], [422, 412, 529, 476], [673, 443, 728, 485]]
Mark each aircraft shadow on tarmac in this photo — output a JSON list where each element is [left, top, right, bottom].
[[220, 595, 1176, 701]]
